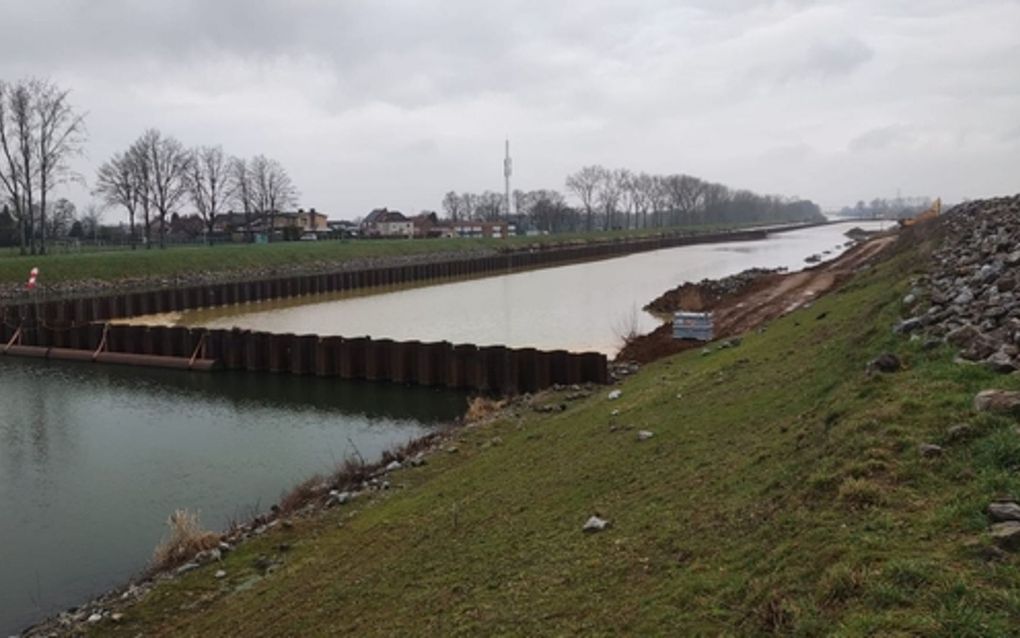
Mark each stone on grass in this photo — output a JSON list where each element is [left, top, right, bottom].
[[974, 389, 1020, 415], [87, 613, 102, 623], [990, 521, 1020, 550], [984, 351, 1017, 373], [945, 424, 974, 442], [918, 443, 944, 458], [215, 570, 227, 579], [607, 389, 622, 400], [329, 490, 353, 505], [868, 353, 902, 373], [988, 501, 1020, 523], [175, 562, 200, 575], [583, 516, 610, 533], [636, 430, 654, 441], [385, 460, 402, 472], [894, 317, 923, 334]]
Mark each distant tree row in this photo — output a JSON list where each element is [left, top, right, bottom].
[[836, 196, 933, 220], [95, 132, 298, 249], [1, 76, 301, 254], [443, 166, 824, 233]]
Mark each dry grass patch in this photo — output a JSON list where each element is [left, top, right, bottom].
[[151, 509, 220, 573], [465, 396, 506, 422]]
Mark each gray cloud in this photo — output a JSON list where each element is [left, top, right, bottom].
[[0, 0, 1017, 217]]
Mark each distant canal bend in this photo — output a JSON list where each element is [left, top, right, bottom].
[[0, 359, 466, 635], [164, 222, 887, 355]]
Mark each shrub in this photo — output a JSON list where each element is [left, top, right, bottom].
[[151, 509, 220, 573]]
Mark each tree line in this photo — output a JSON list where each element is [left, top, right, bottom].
[[443, 166, 824, 233], [0, 77, 299, 254], [836, 196, 933, 220], [95, 134, 297, 249]]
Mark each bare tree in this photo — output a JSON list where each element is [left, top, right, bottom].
[[132, 129, 191, 248], [459, 192, 477, 220], [34, 80, 86, 254], [566, 165, 604, 231], [229, 156, 254, 239], [596, 168, 624, 231], [0, 80, 35, 254], [187, 145, 235, 241], [80, 201, 105, 241], [249, 155, 297, 239], [442, 191, 463, 221], [95, 151, 142, 248], [46, 197, 75, 239]]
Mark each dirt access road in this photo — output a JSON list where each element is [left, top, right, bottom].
[[618, 233, 897, 363]]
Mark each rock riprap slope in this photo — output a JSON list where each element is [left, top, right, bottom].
[[899, 194, 1020, 371]]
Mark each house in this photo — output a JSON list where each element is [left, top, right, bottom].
[[411, 212, 455, 238], [361, 208, 414, 238], [451, 221, 515, 239], [273, 208, 329, 234], [212, 212, 256, 234]]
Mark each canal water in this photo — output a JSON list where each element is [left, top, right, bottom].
[[167, 222, 888, 354], [0, 358, 465, 635]]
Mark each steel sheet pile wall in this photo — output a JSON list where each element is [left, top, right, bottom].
[[0, 319, 607, 393], [0, 226, 816, 392]]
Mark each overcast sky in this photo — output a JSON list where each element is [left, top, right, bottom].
[[1, 0, 1017, 219]]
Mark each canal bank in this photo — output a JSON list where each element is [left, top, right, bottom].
[[4, 222, 875, 634], [0, 358, 466, 636], [32, 219, 1018, 636]]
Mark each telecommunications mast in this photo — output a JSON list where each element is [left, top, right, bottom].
[[504, 137, 513, 218]]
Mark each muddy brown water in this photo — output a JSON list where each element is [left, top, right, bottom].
[[161, 222, 889, 355]]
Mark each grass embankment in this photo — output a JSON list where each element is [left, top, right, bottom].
[[96, 239, 1020, 635], [0, 222, 777, 287]]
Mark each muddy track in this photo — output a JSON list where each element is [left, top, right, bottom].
[[618, 234, 896, 363]]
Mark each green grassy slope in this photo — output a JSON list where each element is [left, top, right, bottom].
[[0, 224, 759, 287], [98, 244, 1020, 636]]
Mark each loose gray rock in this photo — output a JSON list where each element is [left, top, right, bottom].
[[385, 460, 403, 472], [919, 443, 944, 458], [636, 430, 654, 441], [988, 501, 1020, 523], [894, 317, 923, 334], [194, 548, 221, 564], [984, 351, 1017, 373], [974, 389, 1020, 414], [87, 613, 102, 623], [175, 562, 200, 575], [607, 389, 622, 400], [945, 423, 974, 441], [329, 490, 353, 505], [582, 516, 610, 533], [990, 521, 1020, 550], [868, 353, 902, 373], [215, 569, 227, 579], [947, 324, 981, 348]]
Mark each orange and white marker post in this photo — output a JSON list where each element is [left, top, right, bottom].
[[26, 267, 39, 291]]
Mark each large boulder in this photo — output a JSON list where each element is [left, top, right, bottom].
[[974, 389, 1020, 415]]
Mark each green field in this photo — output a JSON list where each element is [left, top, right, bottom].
[[90, 234, 1020, 635], [0, 223, 775, 288]]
